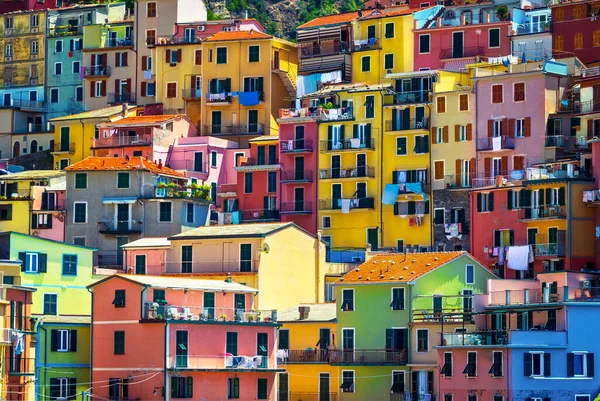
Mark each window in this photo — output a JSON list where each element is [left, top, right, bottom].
[[31, 40, 38, 55], [341, 289, 354, 311], [489, 351, 503, 377], [437, 96, 446, 113], [489, 28, 500, 48], [31, 14, 39, 27], [414, 135, 429, 154], [216, 47, 227, 64], [185, 203, 194, 224], [459, 94, 469, 111], [385, 22, 394, 38], [113, 289, 125, 307], [50, 377, 75, 400], [574, 32, 583, 49], [492, 85, 503, 103], [62, 255, 77, 276], [227, 377, 239, 399], [463, 351, 477, 377], [465, 264, 474, 284], [364, 95, 375, 119], [476, 192, 494, 212], [434, 160, 444, 180], [52, 329, 76, 352], [117, 172, 129, 189], [384, 53, 394, 70], [146, 82, 156, 97], [50, 88, 59, 103], [210, 150, 217, 167], [54, 62, 62, 75], [194, 49, 202, 65], [94, 81, 104, 98], [249, 45, 260, 62], [514, 118, 525, 138], [116, 52, 128, 67], [257, 379, 267, 400], [396, 137, 407, 155], [391, 288, 405, 310], [444, 395, 453, 401], [108, 379, 129, 401], [147, 2, 157, 17], [361, 56, 371, 72], [244, 172, 253, 193], [555, 35, 563, 51], [278, 329, 289, 350], [433, 208, 444, 225], [267, 171, 277, 193], [442, 352, 453, 376], [240, 244, 252, 272], [114, 331, 125, 354], [166, 82, 177, 98], [568, 352, 594, 377], [76, 86, 83, 102], [146, 29, 156, 46], [513, 82, 525, 102], [75, 173, 87, 189], [73, 202, 87, 223], [171, 377, 193, 398], [135, 254, 146, 275], [419, 34, 430, 53], [468, 395, 477, 401], [322, 216, 331, 229], [72, 60, 80, 74], [416, 329, 429, 352], [575, 397, 591, 401], [44, 293, 58, 315], [181, 245, 192, 273], [340, 371, 354, 393], [4, 44, 11, 58], [525, 352, 548, 377], [159, 202, 172, 222], [55, 40, 63, 53]]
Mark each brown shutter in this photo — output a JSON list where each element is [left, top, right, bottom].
[[90, 54, 95, 65], [191, 75, 196, 89], [102, 53, 107, 67], [141, 82, 147, 97], [443, 126, 449, 143], [114, 79, 120, 95], [177, 49, 182, 63], [514, 155, 524, 170], [90, 80, 94, 95], [467, 123, 473, 141], [455, 159, 462, 186], [101, 81, 106, 96], [455, 125, 460, 142], [142, 56, 147, 70], [508, 118, 515, 137], [431, 127, 437, 144], [469, 158, 476, 185], [114, 52, 119, 67], [123, 52, 128, 67], [501, 156, 508, 175], [488, 119, 494, 137], [484, 157, 491, 177], [166, 49, 171, 64], [501, 118, 508, 137], [589, 119, 594, 139], [126, 78, 131, 94], [524, 117, 531, 137]]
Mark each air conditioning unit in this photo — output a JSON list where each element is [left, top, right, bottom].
[[197, 25, 205, 31]]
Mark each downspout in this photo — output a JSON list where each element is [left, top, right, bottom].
[[86, 287, 94, 396], [133, 0, 139, 106], [315, 230, 321, 302], [38, 323, 47, 401], [378, 89, 384, 248], [163, 321, 168, 401], [79, 119, 85, 162], [427, 99, 433, 250]]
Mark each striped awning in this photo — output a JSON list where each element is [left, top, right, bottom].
[[443, 58, 476, 72], [297, 25, 341, 42]]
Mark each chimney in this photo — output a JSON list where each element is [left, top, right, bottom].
[[121, 102, 128, 116], [485, 13, 491, 23], [436, 17, 442, 27], [460, 14, 466, 25], [298, 306, 311, 320], [158, 159, 163, 169], [224, 273, 232, 283]]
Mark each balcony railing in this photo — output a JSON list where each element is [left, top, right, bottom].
[[283, 349, 330, 363], [92, 134, 152, 148], [515, 22, 551, 35], [443, 174, 473, 189], [154, 185, 211, 200], [165, 259, 259, 274], [440, 46, 483, 59], [412, 309, 474, 324], [167, 354, 273, 370], [319, 197, 375, 211], [330, 349, 408, 365], [280, 139, 314, 153], [83, 66, 111, 77], [580, 99, 600, 114], [241, 209, 280, 222], [279, 108, 319, 119], [206, 123, 264, 136], [36, 198, 66, 211], [106, 37, 133, 47], [206, 93, 231, 103], [182, 89, 202, 99], [532, 242, 565, 257], [9, 357, 35, 376], [280, 201, 313, 214], [352, 37, 380, 51], [518, 205, 565, 221], [391, 394, 437, 401], [157, 35, 202, 45], [98, 219, 142, 234], [108, 92, 136, 104], [320, 138, 375, 152], [27, 122, 53, 133], [385, 118, 429, 131], [476, 136, 515, 151], [238, 157, 279, 167], [318, 107, 354, 122], [53, 142, 75, 153], [385, 90, 431, 106], [489, 287, 567, 306], [0, 189, 31, 200], [319, 166, 375, 179], [299, 41, 349, 58], [281, 169, 314, 182], [48, 25, 83, 37], [144, 304, 277, 324], [94, 250, 125, 269], [12, 99, 47, 111], [583, 189, 600, 204], [544, 135, 564, 147], [525, 167, 592, 180], [441, 330, 508, 346]]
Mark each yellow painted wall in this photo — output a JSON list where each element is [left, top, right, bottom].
[[0, 200, 30, 234]]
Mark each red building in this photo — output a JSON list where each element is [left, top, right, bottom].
[[277, 113, 318, 234], [551, 0, 600, 65]]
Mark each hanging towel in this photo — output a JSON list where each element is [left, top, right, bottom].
[[498, 247, 505, 264], [528, 245, 535, 263], [404, 182, 427, 201], [382, 184, 399, 205], [217, 212, 224, 225], [596, 226, 600, 238], [143, 70, 152, 80], [287, 140, 294, 151], [350, 138, 361, 149], [492, 136, 502, 151], [493, 247, 499, 256], [341, 199, 351, 214], [231, 211, 240, 225], [507, 245, 530, 271], [239, 91, 260, 106]]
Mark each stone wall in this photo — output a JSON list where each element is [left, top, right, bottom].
[[432, 189, 471, 252]]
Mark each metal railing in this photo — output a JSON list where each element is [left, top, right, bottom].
[[241, 209, 280, 221], [167, 354, 273, 370], [92, 134, 152, 148], [36, 199, 65, 211], [281, 349, 330, 363], [83, 65, 111, 77], [27, 123, 53, 133], [94, 250, 125, 269], [279, 108, 319, 119], [157, 35, 202, 45], [280, 139, 313, 152], [318, 107, 354, 122], [580, 99, 600, 114], [9, 357, 35, 375], [518, 205, 565, 220], [98, 219, 143, 234], [239, 157, 279, 167], [12, 99, 47, 111], [443, 174, 473, 189], [106, 37, 133, 47], [280, 201, 313, 214], [108, 92, 136, 104], [545, 135, 564, 147], [154, 186, 210, 200], [182, 89, 202, 99], [48, 25, 83, 37], [352, 38, 380, 51], [515, 22, 551, 35], [144, 304, 277, 323], [206, 123, 264, 135], [532, 242, 565, 257], [476, 136, 515, 151], [285, 392, 337, 401], [319, 166, 375, 179], [319, 197, 375, 210], [413, 309, 474, 323], [53, 142, 75, 153], [281, 169, 314, 182], [206, 93, 231, 103], [385, 118, 429, 131], [441, 330, 508, 346], [165, 259, 259, 274], [0, 189, 32, 200], [330, 349, 408, 364], [299, 41, 349, 58], [385, 90, 431, 105], [440, 46, 483, 59], [489, 287, 566, 306], [320, 138, 375, 152]]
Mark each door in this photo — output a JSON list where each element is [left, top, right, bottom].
[[29, 91, 37, 102], [211, 111, 221, 134], [295, 157, 304, 180], [108, 31, 117, 47], [257, 333, 268, 368], [194, 152, 203, 172], [257, 146, 265, 165], [3, 93, 11, 107], [134, 254, 146, 275], [294, 188, 304, 212], [319, 373, 330, 401], [367, 228, 378, 250], [273, 50, 280, 70], [452, 31, 464, 58], [356, 154, 367, 177], [331, 155, 341, 179], [433, 295, 443, 315], [234, 293, 245, 321], [356, 182, 367, 199], [415, 106, 425, 127], [248, 110, 259, 133], [342, 328, 354, 362], [332, 184, 342, 210], [116, 236, 128, 267], [278, 373, 288, 401], [60, 127, 70, 151], [184, 28, 195, 43], [462, 290, 473, 322], [203, 292, 215, 320], [116, 204, 129, 231], [401, 108, 410, 130], [175, 330, 188, 368], [295, 126, 304, 149], [268, 145, 277, 164]]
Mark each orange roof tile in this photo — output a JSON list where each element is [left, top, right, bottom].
[[297, 6, 412, 29], [338, 252, 467, 284], [204, 30, 272, 42], [65, 156, 184, 177], [102, 114, 182, 126]]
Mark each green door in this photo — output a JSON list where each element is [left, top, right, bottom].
[[175, 330, 188, 368], [211, 111, 221, 134], [332, 183, 342, 210], [203, 292, 215, 320], [367, 228, 378, 250], [60, 127, 70, 151], [240, 244, 252, 272], [248, 110, 259, 133], [234, 294, 245, 321], [257, 333, 268, 368], [135, 255, 146, 275]]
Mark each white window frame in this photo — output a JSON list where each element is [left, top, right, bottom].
[[158, 201, 173, 223], [480, 193, 491, 213], [458, 125, 467, 141], [515, 118, 525, 138], [57, 329, 70, 352], [25, 253, 39, 273], [146, 1, 157, 17], [341, 370, 355, 393], [50, 88, 59, 104], [4, 43, 11, 57], [94, 81, 103, 98], [341, 289, 354, 312], [31, 40, 38, 55], [419, 34, 430, 54], [54, 62, 62, 76], [361, 55, 371, 72], [465, 264, 475, 284], [574, 396, 591, 401], [73, 201, 88, 224], [416, 328, 429, 353], [573, 351, 588, 377], [322, 216, 331, 229], [493, 120, 502, 137], [57, 377, 69, 399], [488, 28, 501, 48], [146, 82, 156, 97], [72, 61, 80, 74], [146, 56, 153, 72], [391, 287, 405, 311], [529, 351, 545, 377], [384, 53, 394, 70], [549, 188, 559, 205], [436, 127, 444, 144]]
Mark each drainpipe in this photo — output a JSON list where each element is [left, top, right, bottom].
[[79, 118, 86, 161], [133, 0, 139, 107], [427, 99, 433, 250], [38, 323, 47, 401], [86, 287, 94, 396], [315, 230, 321, 302], [378, 89, 385, 248]]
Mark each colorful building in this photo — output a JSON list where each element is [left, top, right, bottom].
[[333, 251, 496, 401], [88, 274, 282, 401], [277, 303, 337, 401], [551, 0, 600, 64], [510, 6, 552, 61]]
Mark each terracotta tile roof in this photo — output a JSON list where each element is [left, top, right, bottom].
[[49, 105, 137, 122], [204, 30, 272, 42], [101, 114, 182, 126], [64, 156, 184, 177], [338, 251, 468, 284], [297, 6, 412, 29]]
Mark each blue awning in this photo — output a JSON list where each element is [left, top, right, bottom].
[[102, 197, 138, 204]]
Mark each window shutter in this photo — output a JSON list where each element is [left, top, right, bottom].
[[509, 230, 514, 245], [507, 190, 513, 210], [166, 49, 171, 64], [50, 378, 59, 400], [455, 125, 460, 142], [353, 124, 358, 138], [431, 127, 437, 144], [257, 77, 264, 94], [566, 353, 574, 377], [69, 329, 77, 352], [467, 123, 473, 140], [365, 123, 371, 143], [141, 82, 147, 97], [408, 201, 416, 215], [476, 193, 482, 212], [545, 188, 551, 205], [588, 119, 594, 139], [123, 52, 128, 66], [142, 56, 147, 70], [501, 156, 508, 176], [455, 159, 462, 185], [47, 215, 53, 229], [484, 158, 491, 177], [177, 49, 182, 63], [558, 187, 565, 205], [469, 158, 476, 185], [327, 126, 333, 149], [114, 79, 119, 95], [385, 328, 393, 349], [126, 79, 131, 94], [186, 377, 193, 398], [424, 200, 430, 214], [114, 52, 119, 67], [502, 119, 508, 136], [494, 230, 501, 247], [393, 202, 399, 215], [39, 253, 47, 273], [51, 329, 58, 351], [423, 135, 429, 153], [488, 119, 494, 137], [68, 378, 76, 400], [170, 377, 177, 398], [508, 119, 515, 137], [340, 125, 345, 142], [392, 170, 398, 184], [225, 78, 231, 92], [101, 81, 106, 96], [488, 192, 494, 211], [443, 126, 448, 143], [32, 215, 38, 229], [209, 79, 217, 94], [587, 353, 594, 377], [544, 353, 551, 376], [524, 353, 532, 376], [90, 80, 94, 95]]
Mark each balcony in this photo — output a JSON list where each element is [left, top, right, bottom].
[[281, 169, 314, 183], [83, 65, 111, 78], [9, 357, 35, 376], [583, 189, 600, 205], [489, 287, 567, 306], [52, 142, 75, 154], [284, 349, 330, 363], [330, 349, 408, 365], [385, 118, 428, 132], [532, 242, 565, 257], [238, 157, 279, 167], [352, 37, 380, 51], [320, 138, 375, 152], [280, 138, 313, 153], [441, 330, 508, 346], [391, 394, 437, 401], [27, 122, 53, 133], [279, 108, 319, 120], [518, 205, 565, 221], [385, 90, 431, 106], [299, 41, 349, 59], [36, 198, 66, 212], [319, 166, 375, 179], [412, 309, 474, 324], [106, 37, 133, 48], [443, 174, 473, 189], [167, 353, 277, 371], [544, 135, 564, 147], [241, 209, 280, 222], [476, 136, 515, 151], [98, 219, 142, 234], [144, 304, 277, 324], [182, 89, 202, 100], [280, 201, 313, 214], [286, 393, 337, 401], [0, 189, 31, 201], [94, 250, 125, 269], [12, 99, 47, 112], [157, 35, 202, 45], [319, 197, 375, 211], [92, 134, 152, 148], [318, 107, 354, 122], [7, 316, 36, 332], [206, 93, 232, 104], [444, 222, 469, 235], [440, 46, 483, 59], [108, 92, 136, 104], [579, 99, 600, 114], [49, 25, 83, 37], [153, 185, 211, 200], [206, 123, 264, 136], [515, 22, 551, 35], [165, 259, 258, 274]]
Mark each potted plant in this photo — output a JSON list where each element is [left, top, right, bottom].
[[543, 22, 550, 31], [247, 315, 255, 322], [220, 313, 227, 321], [496, 6, 508, 21]]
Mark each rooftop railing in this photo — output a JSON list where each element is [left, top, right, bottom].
[[330, 349, 408, 365], [143, 304, 277, 324]]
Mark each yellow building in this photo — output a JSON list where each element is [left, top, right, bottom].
[[50, 104, 141, 169], [277, 303, 338, 401], [312, 83, 385, 250]]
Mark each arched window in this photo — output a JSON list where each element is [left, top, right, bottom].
[[30, 140, 38, 154], [12, 141, 20, 158]]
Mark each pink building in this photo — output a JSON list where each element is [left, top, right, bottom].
[[30, 181, 66, 242], [277, 115, 318, 234], [587, 139, 600, 267], [88, 274, 281, 401], [93, 114, 196, 161], [159, 18, 264, 44]]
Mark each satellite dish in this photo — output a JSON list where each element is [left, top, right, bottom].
[[260, 243, 270, 254]]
